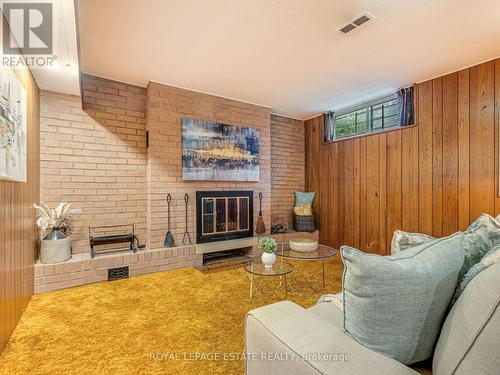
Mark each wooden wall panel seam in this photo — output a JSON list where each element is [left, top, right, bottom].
[[458, 69, 470, 230], [494, 59, 500, 214], [418, 80, 434, 235], [469, 61, 495, 219], [432, 78, 443, 237]]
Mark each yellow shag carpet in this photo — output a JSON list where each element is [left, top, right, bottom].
[[0, 258, 343, 375]]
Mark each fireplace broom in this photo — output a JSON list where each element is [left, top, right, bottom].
[[164, 193, 176, 247], [256, 192, 266, 235]]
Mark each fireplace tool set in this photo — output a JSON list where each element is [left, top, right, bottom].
[[163, 193, 192, 248], [89, 191, 258, 256]]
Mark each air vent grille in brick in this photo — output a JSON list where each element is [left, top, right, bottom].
[[108, 266, 129, 281]]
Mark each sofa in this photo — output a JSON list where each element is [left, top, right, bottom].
[[245, 261, 500, 374]]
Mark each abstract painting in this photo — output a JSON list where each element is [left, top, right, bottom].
[[182, 118, 260, 181], [0, 68, 27, 182]]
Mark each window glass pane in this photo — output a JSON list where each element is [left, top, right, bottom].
[[335, 109, 367, 138], [372, 118, 382, 130], [384, 102, 397, 117], [332, 96, 400, 139], [335, 113, 354, 138], [355, 109, 368, 133], [372, 105, 382, 119], [384, 114, 398, 128]]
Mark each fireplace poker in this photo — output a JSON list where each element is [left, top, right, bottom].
[[182, 193, 191, 244], [164, 193, 176, 247]]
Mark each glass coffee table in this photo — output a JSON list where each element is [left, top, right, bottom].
[[244, 261, 294, 302], [276, 243, 337, 294]]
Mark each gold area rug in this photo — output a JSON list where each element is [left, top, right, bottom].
[[0, 258, 343, 375]]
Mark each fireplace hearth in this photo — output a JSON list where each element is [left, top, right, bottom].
[[196, 191, 254, 244]]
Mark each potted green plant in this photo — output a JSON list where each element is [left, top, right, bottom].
[[34, 202, 73, 264], [258, 236, 277, 269]]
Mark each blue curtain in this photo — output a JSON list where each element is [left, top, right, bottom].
[[397, 86, 414, 126], [324, 111, 335, 141]]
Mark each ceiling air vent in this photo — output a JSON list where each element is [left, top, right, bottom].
[[353, 14, 370, 26], [340, 24, 356, 34], [339, 11, 374, 33]]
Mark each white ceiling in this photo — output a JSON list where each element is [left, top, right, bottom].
[[31, 0, 80, 96], [77, 0, 500, 120]]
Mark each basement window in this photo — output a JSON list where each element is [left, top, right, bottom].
[[324, 95, 399, 141]]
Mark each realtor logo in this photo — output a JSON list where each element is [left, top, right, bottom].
[[2, 2, 53, 54]]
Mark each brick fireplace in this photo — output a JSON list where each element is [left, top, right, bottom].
[[35, 74, 307, 293]]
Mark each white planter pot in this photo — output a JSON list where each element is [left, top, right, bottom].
[[40, 237, 72, 264], [261, 252, 276, 270]]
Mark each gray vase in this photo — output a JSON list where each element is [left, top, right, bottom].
[[40, 229, 72, 264]]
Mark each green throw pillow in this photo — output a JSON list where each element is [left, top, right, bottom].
[[452, 243, 500, 303], [390, 225, 492, 285], [295, 191, 315, 207], [467, 213, 500, 245], [341, 233, 465, 365], [460, 225, 493, 282]]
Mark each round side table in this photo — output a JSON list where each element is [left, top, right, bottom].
[[275, 244, 337, 293], [244, 261, 293, 302]]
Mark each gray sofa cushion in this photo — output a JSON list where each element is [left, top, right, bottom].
[[246, 301, 420, 375], [309, 299, 344, 327], [341, 233, 465, 365], [433, 262, 500, 375]]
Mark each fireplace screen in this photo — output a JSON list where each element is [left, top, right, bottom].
[[196, 191, 253, 244]]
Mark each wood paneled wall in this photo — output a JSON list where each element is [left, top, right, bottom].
[[0, 68, 40, 352], [305, 58, 500, 254]]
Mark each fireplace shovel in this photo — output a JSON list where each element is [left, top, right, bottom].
[[164, 193, 176, 247], [256, 192, 266, 235]]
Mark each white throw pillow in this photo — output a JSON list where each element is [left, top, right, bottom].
[[391, 230, 435, 254]]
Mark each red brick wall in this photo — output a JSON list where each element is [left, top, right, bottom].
[[270, 115, 305, 229], [146, 82, 272, 248], [39, 74, 147, 254]]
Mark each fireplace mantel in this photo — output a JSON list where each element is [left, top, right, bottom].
[[195, 237, 257, 255]]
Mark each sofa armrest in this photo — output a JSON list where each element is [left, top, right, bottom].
[[245, 301, 419, 375]]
